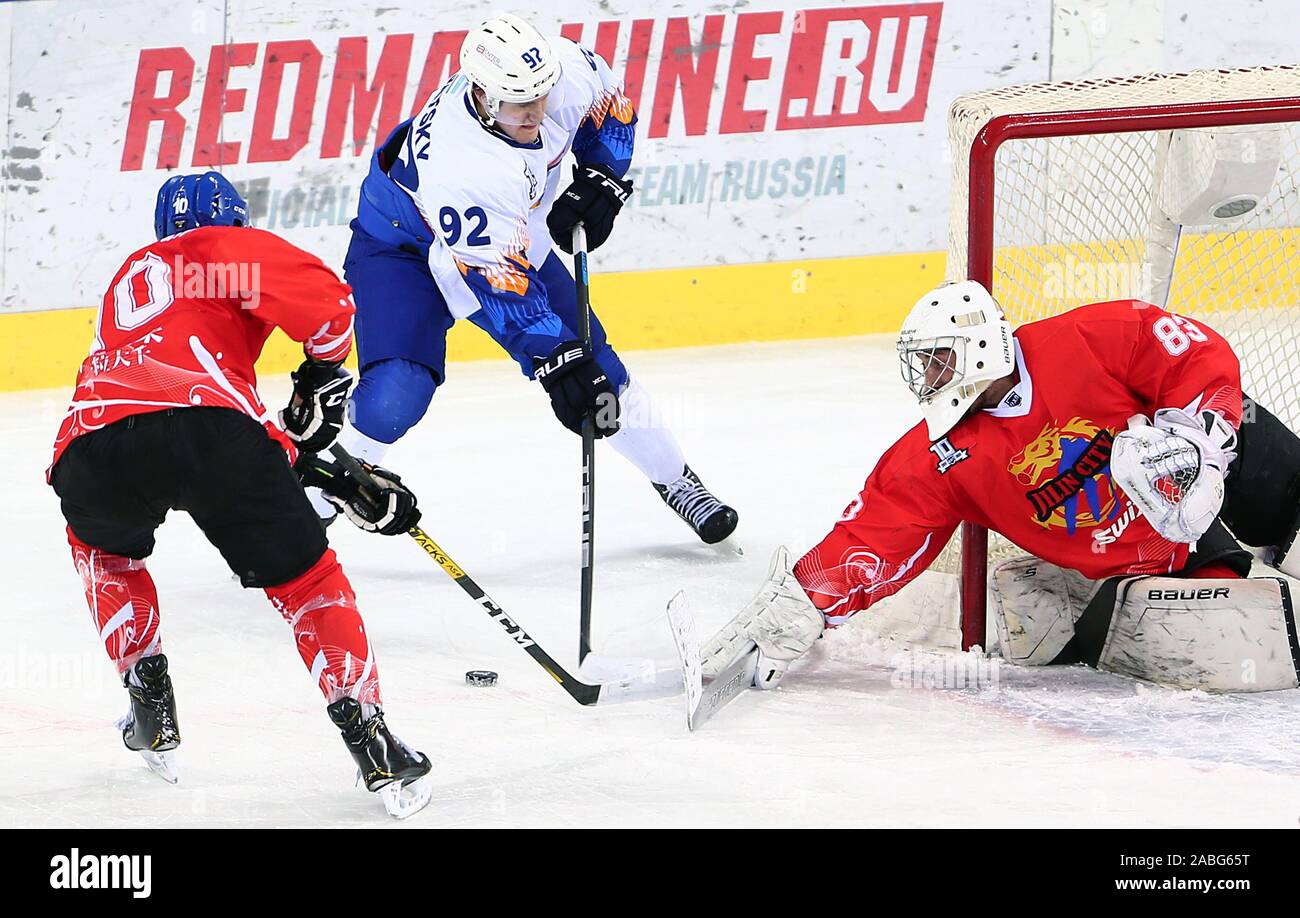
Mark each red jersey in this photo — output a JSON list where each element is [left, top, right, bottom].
[[794, 300, 1243, 626], [49, 226, 354, 479]]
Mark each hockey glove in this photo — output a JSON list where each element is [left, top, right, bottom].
[[699, 546, 824, 690], [281, 359, 352, 453], [533, 340, 621, 438], [547, 163, 633, 253], [296, 455, 421, 536], [1112, 410, 1234, 544]]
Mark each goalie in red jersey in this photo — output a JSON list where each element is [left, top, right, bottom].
[[47, 172, 432, 817], [703, 281, 1300, 694]]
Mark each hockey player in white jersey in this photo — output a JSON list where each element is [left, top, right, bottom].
[[311, 13, 738, 544]]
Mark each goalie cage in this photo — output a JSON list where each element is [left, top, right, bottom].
[[862, 65, 1300, 654]]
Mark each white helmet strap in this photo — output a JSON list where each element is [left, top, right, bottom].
[[470, 84, 501, 127]]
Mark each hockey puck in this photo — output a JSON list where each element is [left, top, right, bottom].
[[465, 670, 498, 687]]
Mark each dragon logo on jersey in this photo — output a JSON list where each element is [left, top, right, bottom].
[[1008, 417, 1120, 535]]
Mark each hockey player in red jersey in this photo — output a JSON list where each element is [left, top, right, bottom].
[[47, 172, 433, 817], [702, 280, 1300, 693]]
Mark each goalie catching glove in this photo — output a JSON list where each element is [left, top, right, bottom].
[[296, 455, 421, 536], [700, 546, 824, 690], [281, 358, 353, 453], [1111, 406, 1237, 544]]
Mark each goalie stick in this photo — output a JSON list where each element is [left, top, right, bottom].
[[328, 444, 676, 706], [666, 592, 759, 730]]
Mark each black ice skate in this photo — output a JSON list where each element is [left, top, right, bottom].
[[654, 465, 739, 544], [327, 698, 433, 819], [117, 653, 181, 784]]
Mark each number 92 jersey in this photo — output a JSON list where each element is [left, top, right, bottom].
[[355, 37, 636, 322]]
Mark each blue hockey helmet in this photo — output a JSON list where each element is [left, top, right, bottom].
[[154, 171, 250, 240]]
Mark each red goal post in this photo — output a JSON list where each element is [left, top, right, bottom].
[[945, 66, 1300, 651]]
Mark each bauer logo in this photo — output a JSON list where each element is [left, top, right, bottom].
[[49, 849, 152, 898], [1147, 587, 1231, 601]]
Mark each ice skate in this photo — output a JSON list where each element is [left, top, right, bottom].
[[117, 653, 181, 784], [327, 698, 433, 819], [654, 465, 738, 544]]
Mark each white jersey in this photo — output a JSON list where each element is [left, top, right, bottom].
[[390, 38, 633, 319]]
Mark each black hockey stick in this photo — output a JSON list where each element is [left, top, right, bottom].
[[573, 223, 597, 665], [327, 443, 674, 705]]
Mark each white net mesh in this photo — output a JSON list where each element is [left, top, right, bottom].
[[932, 65, 1300, 607]]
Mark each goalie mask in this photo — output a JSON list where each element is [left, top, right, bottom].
[[459, 13, 561, 129], [897, 280, 1014, 440]]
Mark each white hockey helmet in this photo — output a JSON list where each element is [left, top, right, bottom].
[[897, 280, 1014, 440], [459, 13, 561, 126]]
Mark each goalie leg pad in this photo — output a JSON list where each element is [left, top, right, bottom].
[[990, 556, 1099, 665], [1097, 576, 1300, 692]]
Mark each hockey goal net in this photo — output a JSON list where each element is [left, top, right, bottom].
[[921, 65, 1300, 652]]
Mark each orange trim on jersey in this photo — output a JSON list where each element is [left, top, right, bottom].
[[608, 92, 635, 125], [455, 254, 532, 297]]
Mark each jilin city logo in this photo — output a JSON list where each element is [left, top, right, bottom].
[[1008, 417, 1120, 535]]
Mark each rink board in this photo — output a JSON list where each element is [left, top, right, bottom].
[[0, 248, 944, 391]]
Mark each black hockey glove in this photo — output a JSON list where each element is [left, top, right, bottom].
[[281, 358, 352, 453], [546, 163, 633, 253], [533, 340, 620, 438], [296, 455, 421, 536]]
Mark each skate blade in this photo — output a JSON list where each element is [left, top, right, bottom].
[[138, 749, 179, 785], [380, 772, 434, 820]]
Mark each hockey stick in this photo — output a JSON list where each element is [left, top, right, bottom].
[[327, 443, 677, 706], [569, 228, 645, 683], [666, 591, 759, 730], [573, 223, 596, 666]]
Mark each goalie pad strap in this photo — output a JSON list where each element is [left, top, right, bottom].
[[1052, 575, 1124, 667]]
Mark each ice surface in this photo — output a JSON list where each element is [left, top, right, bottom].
[[4, 337, 1299, 827]]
